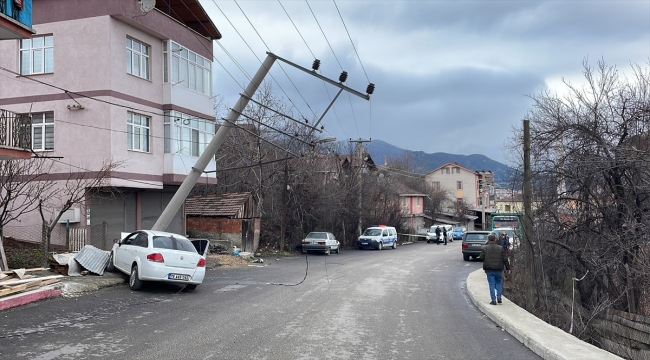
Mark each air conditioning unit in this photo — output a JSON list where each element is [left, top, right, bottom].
[[58, 208, 81, 223]]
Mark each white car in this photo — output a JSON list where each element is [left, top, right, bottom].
[[106, 230, 208, 291], [301, 232, 340, 255]]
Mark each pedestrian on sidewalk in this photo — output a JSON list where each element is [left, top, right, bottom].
[[478, 233, 510, 305]]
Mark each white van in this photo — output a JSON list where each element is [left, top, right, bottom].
[[357, 225, 398, 250], [426, 224, 454, 243]]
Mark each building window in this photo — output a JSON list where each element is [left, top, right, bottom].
[[126, 37, 150, 80], [20, 35, 54, 75], [432, 181, 440, 190], [127, 112, 150, 152], [163, 111, 215, 157], [452, 167, 460, 174], [164, 41, 211, 96], [457, 181, 463, 190], [416, 197, 420, 206], [402, 198, 406, 207], [505, 204, 511, 212], [31, 112, 54, 151], [442, 168, 450, 174]]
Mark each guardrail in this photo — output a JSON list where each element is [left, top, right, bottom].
[[0, 108, 31, 150]]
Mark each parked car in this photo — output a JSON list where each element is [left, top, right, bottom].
[[417, 228, 429, 241], [301, 232, 340, 255], [426, 224, 454, 243], [461, 231, 493, 261], [452, 226, 467, 240], [357, 225, 398, 250], [106, 230, 208, 291]]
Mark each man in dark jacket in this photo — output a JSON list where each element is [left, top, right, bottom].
[[434, 226, 441, 245], [478, 233, 511, 305]]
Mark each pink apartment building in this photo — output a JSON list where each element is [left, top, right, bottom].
[[0, 0, 221, 249]]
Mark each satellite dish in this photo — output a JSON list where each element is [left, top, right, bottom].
[[139, 0, 155, 13]]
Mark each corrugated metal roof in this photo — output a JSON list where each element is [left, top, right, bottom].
[[185, 192, 251, 217], [74, 245, 111, 275]]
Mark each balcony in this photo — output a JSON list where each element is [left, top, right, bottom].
[[0, 108, 31, 160], [0, 0, 35, 40]]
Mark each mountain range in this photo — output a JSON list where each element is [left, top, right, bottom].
[[366, 140, 514, 185]]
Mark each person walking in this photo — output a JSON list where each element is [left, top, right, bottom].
[[499, 231, 510, 254], [478, 233, 511, 305], [443, 227, 448, 245], [435, 226, 441, 245]]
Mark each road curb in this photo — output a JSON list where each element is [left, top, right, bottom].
[[466, 269, 622, 360], [0, 286, 61, 311]]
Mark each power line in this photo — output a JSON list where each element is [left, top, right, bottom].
[[231, 0, 319, 121], [305, 0, 342, 71], [333, 0, 370, 83], [278, 0, 349, 140]]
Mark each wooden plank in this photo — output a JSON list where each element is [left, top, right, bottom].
[[1, 267, 47, 275], [0, 283, 28, 297], [0, 275, 63, 287]]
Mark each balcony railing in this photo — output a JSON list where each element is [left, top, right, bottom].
[[0, 108, 31, 150]]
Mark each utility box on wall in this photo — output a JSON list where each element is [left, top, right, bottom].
[[57, 208, 81, 223]]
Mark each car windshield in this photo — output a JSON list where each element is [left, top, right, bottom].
[[363, 229, 382, 236], [453, 227, 465, 232], [306, 232, 327, 239], [153, 236, 197, 252], [465, 233, 488, 241]]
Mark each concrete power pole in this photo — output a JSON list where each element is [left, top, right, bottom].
[[350, 139, 371, 236], [280, 162, 288, 252], [152, 54, 277, 231], [523, 119, 534, 311]]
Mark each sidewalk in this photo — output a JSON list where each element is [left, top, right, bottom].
[[0, 270, 126, 311], [466, 269, 622, 360]]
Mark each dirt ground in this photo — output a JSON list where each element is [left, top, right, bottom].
[[207, 254, 249, 268]]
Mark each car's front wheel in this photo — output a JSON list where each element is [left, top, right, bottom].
[[106, 253, 115, 272], [335, 245, 340, 254], [377, 242, 383, 250], [392, 241, 397, 249], [129, 265, 143, 291]]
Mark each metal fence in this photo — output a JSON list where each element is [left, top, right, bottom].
[[0, 108, 31, 149]]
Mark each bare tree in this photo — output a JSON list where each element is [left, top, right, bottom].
[[508, 60, 650, 341], [0, 158, 56, 269], [36, 159, 123, 267]]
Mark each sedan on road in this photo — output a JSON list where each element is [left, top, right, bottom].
[[107, 230, 207, 291], [301, 232, 340, 255], [461, 231, 493, 261]]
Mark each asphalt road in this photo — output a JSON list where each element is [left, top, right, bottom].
[[0, 240, 540, 360]]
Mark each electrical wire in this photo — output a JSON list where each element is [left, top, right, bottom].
[[278, 0, 349, 140], [304, 0, 361, 138], [333, 0, 370, 83], [305, 0, 342, 71], [231, 0, 319, 121]]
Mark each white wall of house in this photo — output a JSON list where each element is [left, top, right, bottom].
[[424, 163, 480, 210]]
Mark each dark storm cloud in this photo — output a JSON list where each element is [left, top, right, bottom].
[[204, 0, 650, 163]]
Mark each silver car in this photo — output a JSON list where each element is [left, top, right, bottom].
[[301, 232, 340, 255]]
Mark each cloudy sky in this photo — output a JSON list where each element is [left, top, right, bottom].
[[200, 0, 650, 164]]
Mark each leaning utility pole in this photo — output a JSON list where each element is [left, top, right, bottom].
[[350, 138, 371, 236], [152, 52, 374, 232], [523, 119, 534, 311], [152, 54, 277, 231]]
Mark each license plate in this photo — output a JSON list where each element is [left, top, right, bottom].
[[471, 244, 482, 247], [361, 242, 368, 245], [168, 274, 190, 281]]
